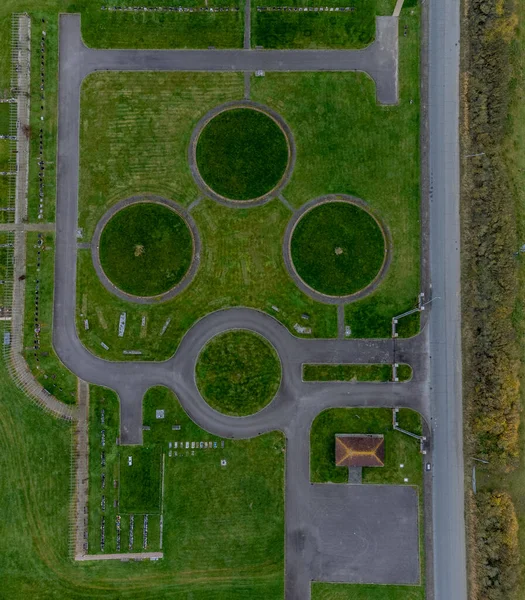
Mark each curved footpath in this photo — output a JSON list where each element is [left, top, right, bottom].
[[52, 14, 427, 600]]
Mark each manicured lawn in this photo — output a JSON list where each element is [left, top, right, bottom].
[[77, 198, 337, 361], [0, 138, 10, 171], [303, 363, 412, 382], [119, 446, 162, 514], [196, 107, 289, 200], [0, 103, 10, 132], [252, 0, 399, 50], [87, 384, 285, 592], [291, 201, 385, 296], [252, 5, 421, 337], [80, 2, 243, 50], [312, 582, 425, 600], [22, 233, 77, 404], [196, 330, 281, 415], [78, 71, 245, 238], [99, 202, 194, 297], [310, 407, 422, 485], [0, 364, 285, 597], [253, 10, 375, 50]]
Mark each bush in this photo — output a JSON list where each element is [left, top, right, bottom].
[[462, 0, 520, 467], [474, 491, 520, 600]]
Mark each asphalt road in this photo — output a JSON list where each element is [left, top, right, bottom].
[[427, 0, 467, 598], [52, 13, 431, 600]]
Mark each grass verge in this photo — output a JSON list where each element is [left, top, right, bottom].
[[311, 583, 424, 600], [196, 330, 282, 415], [302, 363, 412, 382]]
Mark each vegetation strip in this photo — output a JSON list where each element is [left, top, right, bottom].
[[303, 363, 412, 383], [461, 0, 522, 598]]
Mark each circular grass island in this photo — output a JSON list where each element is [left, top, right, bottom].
[[195, 108, 289, 201], [290, 200, 386, 297], [195, 330, 282, 416], [99, 202, 194, 297]]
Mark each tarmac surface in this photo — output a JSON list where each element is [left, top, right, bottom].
[[53, 13, 428, 600]]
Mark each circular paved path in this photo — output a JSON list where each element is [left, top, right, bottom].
[[91, 195, 201, 305], [188, 100, 296, 207], [283, 194, 392, 305]]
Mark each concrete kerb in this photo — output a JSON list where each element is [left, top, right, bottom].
[[283, 194, 392, 305], [188, 100, 296, 208], [91, 194, 201, 305]]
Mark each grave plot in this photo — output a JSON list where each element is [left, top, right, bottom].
[[252, 0, 388, 49], [81, 0, 244, 50], [86, 384, 285, 593], [22, 233, 77, 404]]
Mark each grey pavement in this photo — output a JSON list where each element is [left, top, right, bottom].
[[63, 14, 399, 105], [308, 484, 420, 584], [427, 0, 467, 598], [52, 12, 430, 599]]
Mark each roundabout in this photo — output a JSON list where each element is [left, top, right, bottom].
[[195, 329, 282, 417], [189, 100, 295, 206], [284, 195, 391, 304], [92, 195, 201, 304]]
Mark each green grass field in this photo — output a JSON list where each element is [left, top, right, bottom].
[[312, 583, 425, 600], [77, 197, 337, 361], [291, 201, 386, 296], [0, 138, 10, 171], [22, 233, 77, 404], [253, 7, 421, 337], [119, 446, 162, 514], [310, 407, 422, 485], [0, 362, 285, 597], [302, 363, 412, 382], [75, 18, 421, 358], [99, 202, 194, 297], [252, 0, 398, 50], [196, 107, 289, 200], [0, 103, 10, 132], [87, 384, 285, 591], [78, 72, 244, 238], [196, 330, 282, 415]]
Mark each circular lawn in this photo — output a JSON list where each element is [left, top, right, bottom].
[[290, 201, 386, 297], [196, 330, 282, 416], [195, 108, 289, 201], [99, 203, 193, 297]]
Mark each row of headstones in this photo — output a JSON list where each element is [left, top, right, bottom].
[[38, 20, 47, 221], [256, 5, 356, 11], [102, 5, 240, 12]]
